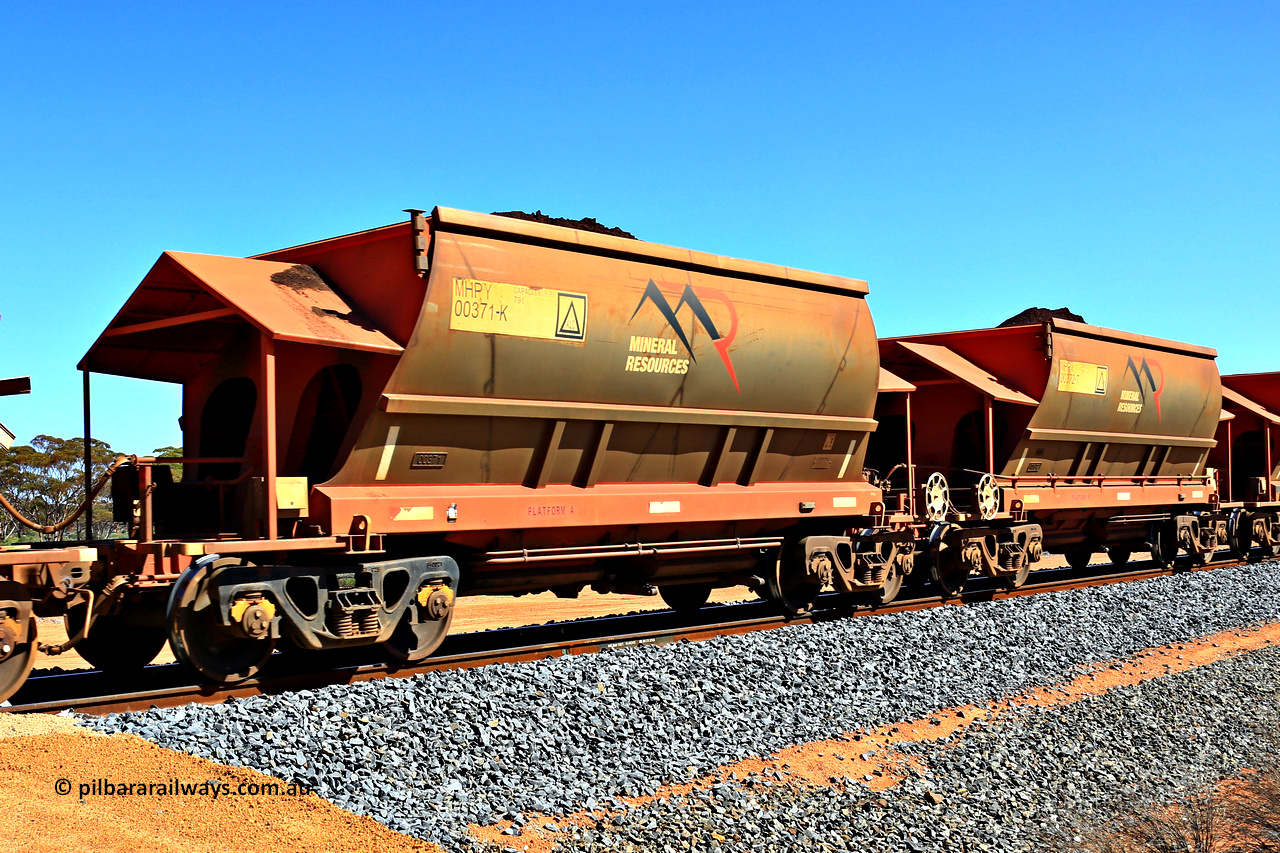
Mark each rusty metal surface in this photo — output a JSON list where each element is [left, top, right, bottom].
[[1001, 480, 1215, 513], [1221, 387, 1280, 424], [877, 366, 916, 393], [896, 341, 1038, 405], [313, 480, 883, 537], [1216, 373, 1280, 497], [1013, 324, 1221, 481], [1223, 373, 1280, 417], [0, 546, 96, 567], [82, 252, 401, 384], [1052, 318, 1218, 358], [389, 227, 875, 415], [327, 212, 881, 526], [253, 220, 427, 349], [432, 207, 869, 295], [161, 253, 401, 354]]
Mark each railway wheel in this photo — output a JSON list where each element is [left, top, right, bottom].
[[64, 603, 168, 674], [873, 555, 907, 605], [383, 582, 455, 662], [928, 524, 968, 599], [1227, 510, 1252, 562], [1178, 519, 1215, 569], [167, 556, 277, 683], [0, 582, 36, 704], [1106, 547, 1131, 568], [1064, 547, 1093, 571], [659, 583, 714, 613], [999, 556, 1031, 591], [764, 548, 822, 617], [1149, 523, 1174, 569]]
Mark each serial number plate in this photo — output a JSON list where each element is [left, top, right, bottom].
[[410, 452, 448, 470], [449, 277, 587, 342]]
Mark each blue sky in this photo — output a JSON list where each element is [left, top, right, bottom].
[[0, 1, 1276, 453]]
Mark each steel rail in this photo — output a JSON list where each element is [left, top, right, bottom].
[[2, 556, 1233, 717]]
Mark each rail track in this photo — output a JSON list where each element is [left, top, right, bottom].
[[1, 556, 1231, 716]]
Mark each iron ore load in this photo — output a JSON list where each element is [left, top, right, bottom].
[[1, 207, 1277, 702]]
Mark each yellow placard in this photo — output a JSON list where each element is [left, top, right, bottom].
[[1057, 360, 1108, 396], [449, 277, 587, 341]]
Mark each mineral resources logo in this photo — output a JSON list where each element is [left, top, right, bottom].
[[1121, 356, 1164, 419], [627, 279, 740, 391]]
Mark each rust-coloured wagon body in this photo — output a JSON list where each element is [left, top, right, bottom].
[[874, 319, 1223, 578], [1207, 373, 1280, 558], [10, 204, 1280, 704], [1212, 373, 1280, 503], [0, 208, 889, 695], [304, 209, 882, 564], [88, 209, 882, 556]]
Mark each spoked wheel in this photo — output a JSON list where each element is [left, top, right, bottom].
[[974, 474, 1002, 521], [167, 556, 277, 683], [764, 548, 822, 617], [383, 583, 455, 662], [0, 582, 36, 704], [1227, 510, 1251, 562], [1106, 547, 1131, 568], [659, 583, 714, 613], [65, 602, 168, 673], [923, 472, 950, 522], [1064, 547, 1093, 571], [928, 524, 969, 599]]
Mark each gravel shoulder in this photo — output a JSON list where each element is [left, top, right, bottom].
[[80, 560, 1280, 850], [483, 622, 1280, 852]]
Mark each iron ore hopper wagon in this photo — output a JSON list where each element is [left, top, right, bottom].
[[1, 207, 1277, 703], [1, 208, 887, 698]]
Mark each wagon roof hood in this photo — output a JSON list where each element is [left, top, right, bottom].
[[81, 251, 402, 383]]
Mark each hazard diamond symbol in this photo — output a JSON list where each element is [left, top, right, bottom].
[[555, 293, 587, 340]]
